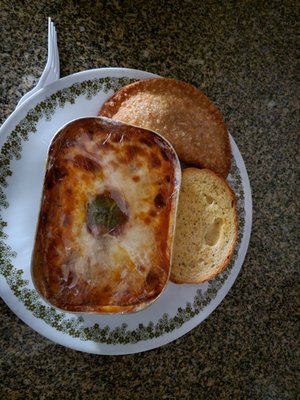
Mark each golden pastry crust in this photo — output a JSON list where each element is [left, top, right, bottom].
[[99, 78, 231, 177], [32, 117, 180, 313]]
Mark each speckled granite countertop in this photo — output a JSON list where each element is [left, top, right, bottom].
[[0, 1, 299, 399]]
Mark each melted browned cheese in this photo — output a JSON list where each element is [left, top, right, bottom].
[[32, 117, 180, 313]]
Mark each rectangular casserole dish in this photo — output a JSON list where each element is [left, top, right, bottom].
[[31, 117, 181, 313]]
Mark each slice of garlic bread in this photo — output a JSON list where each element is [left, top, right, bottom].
[[171, 168, 238, 284]]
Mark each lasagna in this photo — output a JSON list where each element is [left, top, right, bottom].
[[32, 117, 180, 313]]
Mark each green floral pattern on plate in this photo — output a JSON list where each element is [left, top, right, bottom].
[[0, 77, 245, 344]]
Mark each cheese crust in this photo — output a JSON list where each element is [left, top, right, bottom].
[[32, 117, 180, 313]]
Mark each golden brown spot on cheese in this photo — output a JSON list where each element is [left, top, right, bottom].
[[73, 154, 101, 173], [150, 153, 162, 168], [111, 131, 128, 143], [102, 285, 113, 300], [137, 211, 152, 224], [123, 145, 141, 162], [65, 270, 76, 287], [108, 159, 119, 169], [94, 140, 113, 152], [146, 270, 160, 289], [79, 172, 94, 186], [62, 138, 76, 149], [132, 175, 140, 182], [154, 193, 166, 208], [66, 187, 73, 196], [45, 166, 68, 190], [139, 137, 153, 147], [149, 209, 157, 217], [113, 270, 121, 281], [62, 214, 72, 226], [137, 264, 146, 273], [144, 216, 151, 224], [86, 129, 94, 139]]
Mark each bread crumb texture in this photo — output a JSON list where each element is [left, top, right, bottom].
[[171, 168, 238, 284]]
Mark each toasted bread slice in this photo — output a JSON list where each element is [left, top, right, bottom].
[[171, 168, 238, 284], [98, 77, 231, 177]]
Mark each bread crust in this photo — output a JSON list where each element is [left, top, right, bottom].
[[99, 78, 231, 177], [170, 168, 238, 284]]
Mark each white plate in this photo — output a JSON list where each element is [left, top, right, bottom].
[[0, 68, 252, 355]]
